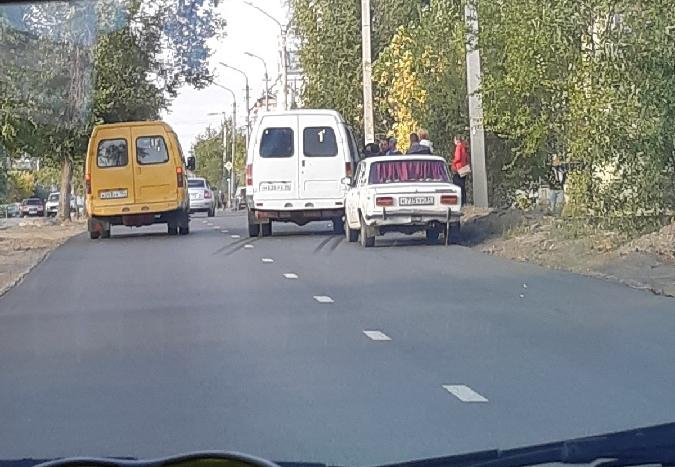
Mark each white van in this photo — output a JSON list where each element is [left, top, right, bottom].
[[245, 109, 361, 237]]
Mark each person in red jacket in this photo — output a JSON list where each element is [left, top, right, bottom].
[[451, 135, 469, 204]]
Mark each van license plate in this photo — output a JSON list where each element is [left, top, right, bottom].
[[400, 196, 434, 206], [260, 182, 291, 192], [100, 189, 128, 200]]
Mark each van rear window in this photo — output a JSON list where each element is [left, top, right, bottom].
[[97, 139, 128, 168], [303, 127, 338, 157], [137, 136, 169, 165], [260, 128, 294, 158]]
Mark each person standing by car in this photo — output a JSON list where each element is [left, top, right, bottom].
[[386, 137, 402, 155], [548, 154, 566, 214], [452, 135, 469, 203], [408, 132, 431, 154], [418, 128, 434, 153]]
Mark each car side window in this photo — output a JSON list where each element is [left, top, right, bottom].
[[137, 136, 169, 165]]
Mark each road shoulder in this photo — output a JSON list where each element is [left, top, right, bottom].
[[462, 208, 675, 298], [0, 219, 84, 297]]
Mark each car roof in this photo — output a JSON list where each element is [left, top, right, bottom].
[[362, 154, 448, 163], [92, 120, 176, 133], [258, 108, 345, 121]]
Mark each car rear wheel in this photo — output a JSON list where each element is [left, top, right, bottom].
[[345, 219, 359, 243], [247, 209, 260, 237], [426, 227, 442, 244], [208, 206, 215, 217], [360, 214, 375, 248], [332, 216, 345, 235], [261, 222, 272, 237], [448, 222, 461, 244]]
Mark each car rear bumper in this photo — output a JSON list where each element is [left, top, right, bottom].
[[88, 200, 183, 216], [250, 197, 345, 211], [363, 209, 462, 227], [189, 199, 213, 210]]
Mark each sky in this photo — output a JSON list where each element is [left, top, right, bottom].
[[162, 0, 287, 153]]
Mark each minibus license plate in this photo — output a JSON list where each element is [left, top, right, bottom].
[[261, 183, 291, 192], [100, 189, 128, 200]]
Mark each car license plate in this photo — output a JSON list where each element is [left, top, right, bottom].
[[400, 196, 434, 206], [100, 189, 128, 200], [260, 182, 291, 192], [190, 193, 200, 199]]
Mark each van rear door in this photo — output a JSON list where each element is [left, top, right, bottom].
[[90, 127, 135, 207], [253, 115, 300, 200], [298, 115, 345, 200], [131, 126, 177, 204]]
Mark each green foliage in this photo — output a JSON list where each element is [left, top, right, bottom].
[[290, 0, 363, 139], [191, 122, 247, 190], [374, 0, 466, 155]]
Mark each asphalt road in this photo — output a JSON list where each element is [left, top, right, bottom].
[[1, 212, 675, 466]]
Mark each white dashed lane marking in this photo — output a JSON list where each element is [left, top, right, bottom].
[[283, 273, 299, 279], [244, 244, 254, 249], [442, 385, 488, 403], [212, 226, 220, 230], [261, 258, 274, 263], [313, 296, 334, 304], [363, 330, 391, 341], [221, 230, 229, 233], [231, 235, 241, 239]]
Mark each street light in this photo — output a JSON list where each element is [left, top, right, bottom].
[[244, 51, 270, 111], [219, 62, 250, 144], [242, 1, 288, 111], [211, 82, 238, 208]]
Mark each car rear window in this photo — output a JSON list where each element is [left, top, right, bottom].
[[48, 194, 59, 201], [260, 128, 294, 158], [25, 199, 42, 205], [188, 179, 206, 188], [303, 127, 338, 157], [97, 139, 128, 168], [137, 136, 169, 165], [369, 159, 450, 184]]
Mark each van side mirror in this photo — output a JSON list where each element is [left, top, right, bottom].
[[186, 156, 196, 171]]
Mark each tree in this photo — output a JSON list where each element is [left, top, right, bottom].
[[191, 121, 247, 194], [290, 0, 364, 139], [1, 0, 225, 221]]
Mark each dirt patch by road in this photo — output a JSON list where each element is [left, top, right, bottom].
[[462, 207, 675, 298], [0, 219, 84, 296]]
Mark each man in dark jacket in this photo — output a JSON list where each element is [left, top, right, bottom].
[[407, 132, 431, 154]]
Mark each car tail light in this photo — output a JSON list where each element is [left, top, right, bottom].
[[204, 190, 212, 199], [441, 194, 459, 205], [246, 164, 253, 186], [176, 167, 184, 188], [376, 196, 394, 207], [345, 162, 353, 177], [85, 174, 92, 194]]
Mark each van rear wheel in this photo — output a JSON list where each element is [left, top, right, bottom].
[[332, 216, 345, 235], [261, 222, 272, 237], [89, 231, 100, 240], [247, 209, 260, 237], [168, 224, 178, 236]]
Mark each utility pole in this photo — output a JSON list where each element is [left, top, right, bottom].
[[465, 0, 489, 208], [361, 0, 375, 145]]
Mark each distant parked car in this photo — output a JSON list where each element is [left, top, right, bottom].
[[1, 203, 20, 218], [187, 177, 216, 217], [20, 198, 45, 217], [235, 187, 247, 210], [45, 192, 60, 217]]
